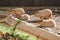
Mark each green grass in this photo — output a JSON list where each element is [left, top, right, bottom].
[[0, 23, 41, 40]]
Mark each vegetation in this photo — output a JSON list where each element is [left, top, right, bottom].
[[0, 23, 38, 40]]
